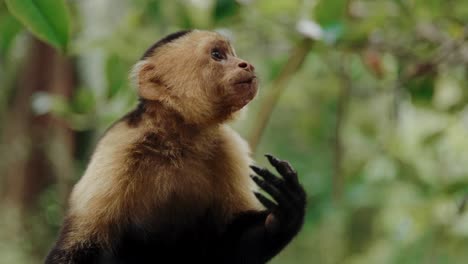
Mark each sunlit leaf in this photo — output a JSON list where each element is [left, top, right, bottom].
[[5, 0, 71, 52]]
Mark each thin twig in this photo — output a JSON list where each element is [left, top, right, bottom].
[[248, 38, 314, 153], [333, 53, 351, 202]]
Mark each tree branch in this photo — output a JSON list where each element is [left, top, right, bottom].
[[333, 53, 351, 202], [248, 38, 314, 153]]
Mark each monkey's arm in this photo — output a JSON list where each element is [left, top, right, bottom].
[[225, 155, 306, 264], [45, 222, 102, 264], [45, 244, 100, 264]]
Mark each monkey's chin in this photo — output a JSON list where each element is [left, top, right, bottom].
[[231, 90, 257, 112], [237, 79, 258, 95]]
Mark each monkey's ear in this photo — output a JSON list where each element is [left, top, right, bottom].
[[135, 62, 164, 100]]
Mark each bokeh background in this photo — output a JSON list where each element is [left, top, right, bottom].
[[1, 0, 468, 263]]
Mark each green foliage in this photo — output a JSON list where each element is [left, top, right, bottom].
[[106, 54, 128, 99], [407, 75, 436, 105], [5, 0, 71, 52], [0, 12, 21, 56], [213, 0, 240, 22], [70, 88, 96, 115], [314, 0, 346, 26]]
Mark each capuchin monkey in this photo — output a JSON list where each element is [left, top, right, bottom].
[[45, 30, 306, 264]]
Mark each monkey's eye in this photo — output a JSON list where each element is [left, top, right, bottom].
[[211, 49, 225, 61]]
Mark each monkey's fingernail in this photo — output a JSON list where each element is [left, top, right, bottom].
[[251, 175, 261, 183], [254, 191, 266, 199], [250, 165, 263, 174], [265, 154, 277, 163]]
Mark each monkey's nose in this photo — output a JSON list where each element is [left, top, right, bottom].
[[238, 62, 255, 72]]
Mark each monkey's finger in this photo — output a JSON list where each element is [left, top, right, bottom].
[[250, 165, 284, 189], [250, 165, 303, 205], [254, 192, 277, 210], [265, 154, 297, 182], [251, 175, 291, 208], [282, 184, 306, 207], [265, 154, 299, 185]]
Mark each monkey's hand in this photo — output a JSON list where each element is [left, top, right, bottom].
[[223, 155, 306, 263], [250, 154, 306, 240]]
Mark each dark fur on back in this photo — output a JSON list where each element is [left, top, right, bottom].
[[140, 30, 192, 60], [123, 98, 147, 127]]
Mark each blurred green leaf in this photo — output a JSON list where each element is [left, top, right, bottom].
[[0, 12, 22, 56], [407, 76, 436, 105], [5, 0, 71, 52], [71, 88, 96, 114], [106, 54, 127, 99], [267, 55, 288, 80], [422, 130, 443, 146], [314, 0, 347, 42], [145, 1, 161, 19], [256, 0, 298, 17], [213, 0, 240, 22], [175, 1, 194, 28], [314, 0, 346, 27]]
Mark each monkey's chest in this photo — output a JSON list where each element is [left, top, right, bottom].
[[131, 159, 232, 223], [125, 134, 256, 229]]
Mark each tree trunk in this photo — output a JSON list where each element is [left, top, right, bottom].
[[2, 37, 75, 212]]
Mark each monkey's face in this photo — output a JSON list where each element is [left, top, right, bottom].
[[136, 31, 258, 124], [203, 38, 258, 114]]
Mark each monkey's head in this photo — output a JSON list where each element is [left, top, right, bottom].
[[133, 30, 258, 125]]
